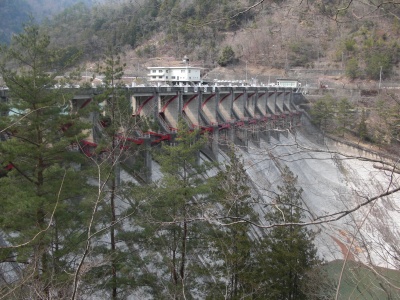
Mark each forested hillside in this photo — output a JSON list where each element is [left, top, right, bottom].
[[37, 0, 400, 82], [2, 0, 399, 81], [0, 0, 31, 44], [0, 0, 98, 44]]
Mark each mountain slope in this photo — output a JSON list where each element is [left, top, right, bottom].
[[37, 0, 400, 83], [0, 0, 31, 44], [0, 0, 98, 44]]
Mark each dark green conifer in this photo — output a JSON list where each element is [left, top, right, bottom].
[[255, 166, 323, 300], [205, 150, 258, 299], [0, 22, 91, 299], [132, 119, 217, 298]]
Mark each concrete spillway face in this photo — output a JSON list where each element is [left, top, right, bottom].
[[133, 94, 156, 120], [232, 90, 245, 120], [283, 91, 294, 112], [182, 92, 200, 126], [256, 91, 268, 116], [263, 125, 271, 143], [160, 93, 180, 129], [275, 90, 285, 115], [233, 121, 248, 152], [283, 91, 294, 133], [266, 91, 277, 115], [270, 126, 280, 142], [266, 91, 281, 141], [252, 91, 270, 144], [248, 122, 260, 147], [202, 92, 218, 124], [217, 90, 232, 122], [245, 91, 254, 117]]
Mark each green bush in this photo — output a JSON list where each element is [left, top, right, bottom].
[[217, 45, 236, 67], [344, 38, 356, 52], [288, 39, 318, 67], [365, 51, 391, 80], [310, 94, 335, 131], [345, 58, 360, 80]]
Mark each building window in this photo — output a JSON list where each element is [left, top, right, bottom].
[[188, 70, 191, 73], [166, 76, 168, 79], [166, 70, 169, 73], [159, 70, 163, 73], [152, 70, 156, 73], [181, 69, 185, 73], [152, 76, 156, 79], [159, 76, 163, 79], [172, 76, 176, 79]]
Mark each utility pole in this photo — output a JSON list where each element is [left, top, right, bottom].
[[379, 66, 382, 90]]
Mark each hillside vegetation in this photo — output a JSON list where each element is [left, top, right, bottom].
[[36, 0, 400, 82], [0, 0, 97, 44], [2, 0, 399, 82]]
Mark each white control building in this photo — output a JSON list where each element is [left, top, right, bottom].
[[147, 57, 201, 85], [147, 66, 201, 85]]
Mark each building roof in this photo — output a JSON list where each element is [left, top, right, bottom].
[[147, 66, 201, 70]]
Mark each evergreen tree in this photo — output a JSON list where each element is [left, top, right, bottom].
[[345, 57, 360, 80], [255, 166, 322, 300], [310, 94, 335, 131], [375, 94, 400, 145], [79, 48, 142, 299], [97, 48, 125, 300], [358, 109, 369, 142], [336, 97, 354, 137], [133, 120, 217, 299], [218, 45, 236, 67], [365, 51, 392, 80], [0, 22, 91, 298], [204, 151, 258, 299]]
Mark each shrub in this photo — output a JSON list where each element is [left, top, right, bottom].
[[345, 57, 360, 80], [217, 45, 236, 67], [288, 39, 318, 67], [364, 51, 391, 80]]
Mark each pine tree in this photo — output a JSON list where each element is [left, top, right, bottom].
[[345, 57, 360, 80], [218, 46, 236, 67], [134, 120, 217, 299], [255, 166, 322, 300], [336, 97, 354, 137], [204, 151, 258, 299], [0, 22, 91, 298], [79, 48, 141, 299], [98, 48, 126, 300], [310, 95, 335, 131]]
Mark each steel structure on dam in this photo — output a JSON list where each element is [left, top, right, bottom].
[[131, 85, 302, 144], [77, 85, 303, 182], [1, 85, 303, 141], [1, 86, 303, 182]]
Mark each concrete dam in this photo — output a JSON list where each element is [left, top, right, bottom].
[[2, 85, 400, 278], [75, 85, 400, 274], [121, 85, 400, 274]]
